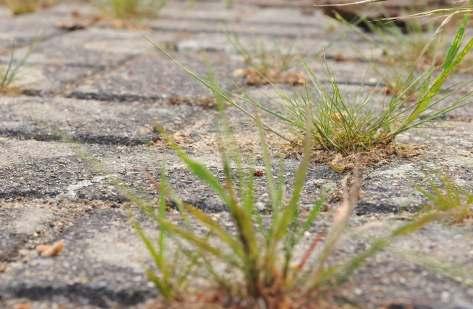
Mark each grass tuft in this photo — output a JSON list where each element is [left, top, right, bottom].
[[228, 35, 306, 86], [419, 175, 473, 224], [2, 0, 39, 14], [152, 17, 473, 163], [96, 0, 166, 19], [261, 18, 473, 156], [131, 69, 441, 307], [0, 48, 30, 94]]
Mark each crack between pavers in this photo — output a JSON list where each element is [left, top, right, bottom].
[[65, 91, 218, 108], [149, 24, 327, 39], [0, 24, 93, 58], [156, 15, 325, 29], [2, 283, 155, 307], [54, 53, 143, 99], [0, 129, 153, 146]]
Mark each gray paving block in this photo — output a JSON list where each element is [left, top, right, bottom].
[[149, 17, 329, 38], [5, 28, 182, 68], [0, 138, 225, 210], [0, 208, 156, 307], [358, 121, 473, 214], [0, 96, 206, 145], [339, 221, 473, 309], [0, 201, 77, 262], [176, 32, 380, 60], [0, 12, 64, 51], [0, 63, 94, 96], [70, 51, 240, 102], [160, 1, 253, 21]]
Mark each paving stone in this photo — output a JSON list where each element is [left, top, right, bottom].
[[149, 17, 330, 38], [339, 219, 473, 309], [0, 138, 226, 210], [0, 10, 68, 51], [0, 207, 156, 307], [3, 28, 183, 68], [0, 200, 93, 263], [240, 5, 333, 26], [177, 32, 380, 60], [70, 51, 240, 102], [160, 1, 254, 22], [0, 95, 207, 145], [159, 1, 333, 27], [0, 64, 94, 96], [359, 121, 473, 214]]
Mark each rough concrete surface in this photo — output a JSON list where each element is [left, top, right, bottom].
[[0, 1, 473, 308]]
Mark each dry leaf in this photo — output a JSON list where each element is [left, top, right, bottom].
[[329, 153, 353, 173], [57, 20, 87, 31], [36, 240, 64, 257], [0, 262, 6, 273]]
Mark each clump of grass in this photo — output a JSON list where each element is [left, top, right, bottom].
[[261, 17, 473, 156], [419, 176, 473, 224], [2, 0, 39, 14], [150, 17, 472, 169], [97, 0, 166, 19], [228, 35, 306, 86], [130, 73, 441, 307], [0, 48, 30, 94]]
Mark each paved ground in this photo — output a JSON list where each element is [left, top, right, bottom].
[[0, 1, 473, 308]]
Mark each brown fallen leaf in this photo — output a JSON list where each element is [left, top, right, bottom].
[[36, 240, 64, 257], [14, 303, 31, 309], [233, 67, 306, 86], [282, 72, 306, 86], [56, 15, 101, 31], [57, 20, 88, 31], [0, 262, 6, 273]]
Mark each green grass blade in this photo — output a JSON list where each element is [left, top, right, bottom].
[[183, 204, 245, 259]]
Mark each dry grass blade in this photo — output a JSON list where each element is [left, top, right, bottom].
[[313, 0, 386, 7], [311, 168, 361, 284], [0, 46, 32, 93]]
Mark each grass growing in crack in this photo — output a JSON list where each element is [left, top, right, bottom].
[[419, 176, 473, 224], [96, 0, 166, 19], [0, 48, 30, 93], [1, 0, 39, 14], [253, 19, 473, 155], [129, 76, 442, 308], [152, 17, 473, 166], [228, 35, 306, 86]]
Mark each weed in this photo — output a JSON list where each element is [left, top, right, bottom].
[[256, 18, 473, 157], [96, 0, 166, 19], [419, 176, 473, 224], [130, 74, 440, 307], [0, 48, 30, 94], [330, 4, 473, 75], [228, 35, 306, 86], [2, 0, 39, 14], [152, 16, 473, 164]]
